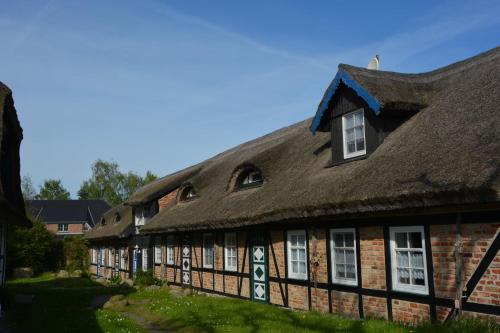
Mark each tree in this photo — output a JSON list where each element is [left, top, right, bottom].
[[36, 179, 71, 200], [21, 174, 38, 201], [78, 159, 158, 206]]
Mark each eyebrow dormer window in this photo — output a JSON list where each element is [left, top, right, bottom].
[[180, 186, 197, 201], [342, 109, 366, 159], [239, 170, 263, 189]]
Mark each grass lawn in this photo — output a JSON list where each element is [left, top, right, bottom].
[[3, 275, 499, 333]]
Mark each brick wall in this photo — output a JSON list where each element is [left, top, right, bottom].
[[158, 189, 178, 211], [359, 227, 386, 290], [392, 300, 430, 324], [45, 223, 83, 235]]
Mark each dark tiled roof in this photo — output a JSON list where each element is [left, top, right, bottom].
[[29, 200, 111, 227]]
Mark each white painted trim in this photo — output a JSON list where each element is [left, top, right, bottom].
[[389, 226, 429, 295], [342, 108, 367, 159], [166, 235, 175, 265], [203, 233, 214, 269], [224, 232, 237, 272], [330, 228, 358, 286], [142, 248, 149, 271], [154, 236, 162, 264], [287, 230, 308, 280]]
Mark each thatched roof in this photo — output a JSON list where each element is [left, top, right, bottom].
[[83, 204, 133, 241], [132, 47, 500, 233], [0, 82, 30, 227]]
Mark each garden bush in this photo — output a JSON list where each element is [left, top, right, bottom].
[[133, 270, 162, 287]]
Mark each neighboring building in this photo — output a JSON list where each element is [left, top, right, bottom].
[[86, 47, 500, 324], [0, 82, 30, 310], [29, 200, 110, 238]]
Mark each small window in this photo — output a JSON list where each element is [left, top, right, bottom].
[[99, 248, 106, 266], [166, 235, 175, 265], [92, 248, 97, 264], [154, 237, 162, 264], [114, 213, 121, 222], [58, 223, 69, 232], [203, 234, 214, 269], [180, 186, 197, 201], [142, 248, 149, 271], [287, 230, 308, 280], [342, 109, 366, 159], [135, 206, 151, 226], [330, 228, 357, 285], [108, 248, 114, 267], [120, 248, 127, 270], [390, 226, 428, 295], [239, 170, 263, 189], [224, 232, 237, 271]]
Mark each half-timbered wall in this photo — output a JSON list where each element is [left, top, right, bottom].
[[153, 216, 499, 325]]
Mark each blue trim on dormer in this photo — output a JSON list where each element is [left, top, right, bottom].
[[310, 70, 381, 135]]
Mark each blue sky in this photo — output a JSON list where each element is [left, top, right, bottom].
[[0, 0, 499, 197]]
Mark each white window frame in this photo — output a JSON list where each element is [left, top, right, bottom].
[[92, 248, 97, 264], [330, 228, 358, 286], [287, 230, 308, 280], [99, 248, 106, 266], [135, 205, 152, 226], [342, 108, 366, 159], [390, 226, 429, 295], [203, 233, 214, 269], [166, 235, 175, 265], [58, 223, 69, 232], [108, 248, 113, 267], [142, 248, 149, 271], [224, 232, 237, 272], [120, 248, 127, 270], [154, 237, 162, 264]]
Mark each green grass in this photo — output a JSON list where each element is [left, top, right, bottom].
[[4, 274, 146, 333], [4, 275, 499, 333]]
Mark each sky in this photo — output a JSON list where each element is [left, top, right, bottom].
[[0, 0, 499, 197]]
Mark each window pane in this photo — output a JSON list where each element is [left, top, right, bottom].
[[354, 111, 363, 126], [292, 261, 298, 273], [346, 128, 355, 143], [409, 232, 422, 248], [398, 268, 410, 284], [345, 114, 354, 129], [335, 249, 345, 264], [344, 233, 354, 247], [299, 261, 306, 274], [345, 249, 355, 265], [346, 265, 356, 279], [291, 248, 297, 261], [347, 142, 356, 154], [297, 235, 306, 246], [412, 269, 425, 285], [396, 251, 409, 267], [291, 235, 297, 246], [356, 137, 365, 151], [410, 251, 424, 268], [336, 264, 345, 278], [334, 233, 344, 247], [298, 249, 306, 261], [395, 232, 408, 248]]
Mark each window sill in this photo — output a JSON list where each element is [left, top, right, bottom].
[[392, 285, 429, 295], [326, 153, 369, 168]]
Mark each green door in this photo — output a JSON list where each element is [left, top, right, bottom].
[[250, 232, 269, 303]]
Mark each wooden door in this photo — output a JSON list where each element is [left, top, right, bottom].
[[182, 236, 191, 285], [250, 232, 269, 303]]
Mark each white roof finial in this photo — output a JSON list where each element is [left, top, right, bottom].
[[367, 55, 380, 70]]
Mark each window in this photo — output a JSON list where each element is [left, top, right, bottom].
[[342, 109, 366, 159], [99, 248, 106, 266], [120, 248, 127, 270], [203, 234, 214, 268], [58, 223, 69, 232], [180, 186, 197, 201], [92, 248, 97, 264], [330, 228, 357, 285], [142, 248, 149, 271], [166, 235, 175, 265], [239, 170, 263, 189], [135, 206, 151, 226], [287, 230, 307, 280], [224, 232, 237, 271], [390, 226, 428, 294], [154, 237, 162, 264], [108, 248, 113, 267]]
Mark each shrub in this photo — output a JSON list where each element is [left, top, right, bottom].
[[109, 274, 122, 286], [7, 219, 62, 275], [63, 236, 89, 272], [133, 270, 161, 287]]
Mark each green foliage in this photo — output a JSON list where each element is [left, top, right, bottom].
[[7, 219, 63, 274], [21, 174, 37, 200], [63, 236, 89, 272], [133, 270, 162, 287], [109, 274, 122, 286], [78, 159, 158, 206], [36, 179, 71, 200]]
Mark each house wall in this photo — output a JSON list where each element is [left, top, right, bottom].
[[88, 214, 500, 325], [45, 223, 83, 236], [88, 240, 131, 281]]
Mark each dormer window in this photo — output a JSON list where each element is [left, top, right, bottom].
[[239, 170, 263, 189], [179, 185, 197, 202], [135, 205, 151, 226], [342, 109, 366, 159]]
